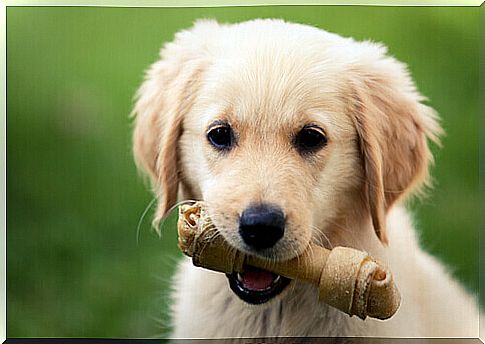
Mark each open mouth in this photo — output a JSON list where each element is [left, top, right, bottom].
[[226, 265, 291, 304]]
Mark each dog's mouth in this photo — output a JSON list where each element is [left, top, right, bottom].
[[226, 265, 291, 304]]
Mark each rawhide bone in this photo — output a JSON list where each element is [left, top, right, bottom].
[[177, 202, 401, 320]]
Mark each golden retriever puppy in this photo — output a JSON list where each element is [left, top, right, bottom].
[[132, 19, 479, 338]]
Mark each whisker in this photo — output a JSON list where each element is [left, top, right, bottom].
[[165, 199, 201, 217], [135, 197, 157, 246], [310, 225, 334, 249], [154, 198, 201, 235], [325, 219, 363, 250]]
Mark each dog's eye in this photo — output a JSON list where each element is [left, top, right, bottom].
[[207, 125, 234, 150], [294, 126, 327, 153]]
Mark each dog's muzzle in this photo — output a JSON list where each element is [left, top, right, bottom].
[[227, 203, 291, 304]]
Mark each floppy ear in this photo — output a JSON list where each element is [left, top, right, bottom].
[[349, 46, 442, 244], [132, 22, 212, 224]]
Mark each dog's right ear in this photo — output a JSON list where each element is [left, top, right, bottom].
[[132, 20, 215, 222], [348, 43, 442, 245]]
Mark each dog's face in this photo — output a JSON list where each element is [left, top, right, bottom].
[[133, 19, 441, 305], [180, 49, 363, 262]]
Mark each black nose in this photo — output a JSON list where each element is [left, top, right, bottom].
[[239, 204, 285, 250]]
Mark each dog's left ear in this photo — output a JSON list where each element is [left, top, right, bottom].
[[349, 46, 442, 244]]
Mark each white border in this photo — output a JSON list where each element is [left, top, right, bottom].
[[2, 2, 482, 342]]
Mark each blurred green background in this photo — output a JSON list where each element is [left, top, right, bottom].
[[7, 6, 480, 338]]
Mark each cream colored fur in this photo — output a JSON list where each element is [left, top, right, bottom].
[[132, 19, 480, 338]]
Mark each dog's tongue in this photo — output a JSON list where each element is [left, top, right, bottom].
[[241, 266, 275, 291]]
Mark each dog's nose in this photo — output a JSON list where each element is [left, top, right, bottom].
[[239, 204, 285, 250]]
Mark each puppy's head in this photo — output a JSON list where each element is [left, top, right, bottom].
[[133, 19, 441, 304]]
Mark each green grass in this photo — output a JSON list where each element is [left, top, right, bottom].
[[7, 6, 480, 338]]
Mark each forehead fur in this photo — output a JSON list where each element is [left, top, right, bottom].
[[189, 19, 381, 133]]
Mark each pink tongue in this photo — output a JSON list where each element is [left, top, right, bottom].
[[241, 266, 276, 291]]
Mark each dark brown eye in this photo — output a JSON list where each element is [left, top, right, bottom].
[[294, 126, 327, 154], [207, 125, 234, 151]]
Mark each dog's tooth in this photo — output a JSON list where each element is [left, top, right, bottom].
[[274, 275, 281, 283], [237, 273, 243, 282]]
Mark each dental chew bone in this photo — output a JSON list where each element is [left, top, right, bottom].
[[177, 202, 401, 320]]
